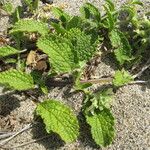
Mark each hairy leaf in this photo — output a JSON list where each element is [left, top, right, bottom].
[[105, 0, 115, 11], [80, 3, 101, 23], [95, 88, 114, 109], [24, 0, 32, 5], [109, 29, 132, 65], [130, 0, 143, 6], [0, 69, 34, 90], [2, 2, 14, 14], [36, 100, 79, 142], [52, 7, 71, 24], [10, 19, 49, 36], [86, 108, 115, 147], [113, 70, 133, 87], [103, 5, 116, 30], [37, 34, 78, 73], [50, 22, 66, 34], [66, 16, 83, 30], [0, 46, 18, 57], [12, 6, 22, 24], [73, 71, 92, 90], [66, 28, 98, 62]]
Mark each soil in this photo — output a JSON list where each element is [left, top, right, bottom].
[[0, 0, 150, 150]]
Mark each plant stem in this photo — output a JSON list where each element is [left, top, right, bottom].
[[0, 135, 50, 150], [80, 77, 113, 84], [0, 123, 33, 146], [133, 58, 150, 79]]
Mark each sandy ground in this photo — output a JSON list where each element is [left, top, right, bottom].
[[0, 0, 150, 150]]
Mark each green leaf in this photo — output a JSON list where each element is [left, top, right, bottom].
[[4, 58, 17, 64], [102, 0, 117, 30], [37, 34, 78, 73], [80, 3, 101, 23], [0, 69, 34, 90], [12, 6, 22, 24], [103, 5, 115, 30], [66, 16, 82, 30], [24, 0, 32, 6], [32, 0, 39, 11], [10, 19, 49, 36], [2, 2, 14, 14], [130, 0, 143, 6], [30, 71, 48, 94], [105, 0, 115, 11], [86, 108, 115, 147], [113, 70, 133, 87], [50, 22, 66, 34], [0, 46, 18, 57], [109, 29, 132, 65], [73, 71, 92, 90], [95, 88, 114, 109], [52, 7, 71, 24], [36, 99, 79, 143], [66, 28, 98, 62]]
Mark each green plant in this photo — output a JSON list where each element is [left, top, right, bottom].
[[0, 0, 149, 148], [24, 0, 39, 13]]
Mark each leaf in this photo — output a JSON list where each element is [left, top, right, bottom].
[[52, 7, 71, 24], [130, 0, 143, 6], [10, 19, 49, 36], [109, 29, 132, 65], [66, 28, 98, 62], [0, 46, 18, 57], [24, 0, 32, 6], [105, 0, 115, 11], [73, 71, 92, 90], [113, 70, 133, 87], [2, 2, 14, 14], [12, 6, 22, 24], [86, 108, 115, 147], [95, 88, 114, 109], [80, 3, 101, 23], [103, 5, 115, 30], [50, 22, 66, 34], [37, 34, 78, 73], [30, 71, 48, 94], [66, 16, 82, 30], [0, 69, 34, 90], [36, 99, 79, 143], [32, 0, 39, 11]]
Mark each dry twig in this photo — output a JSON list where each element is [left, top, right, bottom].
[[0, 123, 33, 146]]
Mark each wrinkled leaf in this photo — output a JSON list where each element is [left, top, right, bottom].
[[95, 88, 114, 109], [109, 29, 132, 65], [80, 3, 101, 23], [0, 46, 18, 57], [52, 7, 71, 24], [86, 108, 115, 147], [66, 16, 82, 30], [10, 19, 49, 36], [0, 69, 34, 90], [37, 34, 78, 73], [130, 0, 143, 6], [2, 2, 14, 14], [105, 0, 115, 11], [66, 28, 98, 62], [36, 99, 79, 142], [113, 70, 133, 87]]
